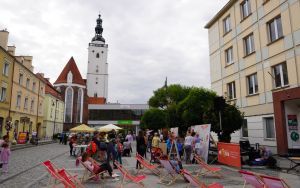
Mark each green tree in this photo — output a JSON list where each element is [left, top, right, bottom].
[[178, 87, 216, 133], [204, 104, 244, 142], [141, 108, 166, 131]]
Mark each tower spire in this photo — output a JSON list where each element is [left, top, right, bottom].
[[92, 14, 105, 43]]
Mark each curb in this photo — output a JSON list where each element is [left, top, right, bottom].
[[11, 140, 57, 151]]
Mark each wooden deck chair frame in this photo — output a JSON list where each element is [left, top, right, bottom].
[[259, 175, 290, 188], [159, 159, 183, 186], [136, 154, 161, 176], [238, 170, 265, 188], [193, 154, 222, 178], [42, 160, 72, 187], [181, 169, 224, 188], [114, 161, 146, 188], [77, 157, 108, 183], [58, 168, 85, 188]]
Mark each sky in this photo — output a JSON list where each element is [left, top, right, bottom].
[[0, 0, 228, 104]]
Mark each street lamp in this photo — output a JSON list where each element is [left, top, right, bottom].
[[53, 99, 59, 138]]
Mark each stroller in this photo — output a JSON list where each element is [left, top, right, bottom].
[[151, 147, 163, 163]]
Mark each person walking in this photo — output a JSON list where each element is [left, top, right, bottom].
[[115, 138, 123, 164], [136, 130, 147, 169], [0, 143, 11, 173], [184, 132, 194, 164], [152, 133, 160, 148], [125, 131, 133, 154]]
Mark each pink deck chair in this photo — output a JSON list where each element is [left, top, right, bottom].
[[42, 160, 81, 188], [58, 168, 84, 188], [136, 154, 161, 176], [259, 175, 290, 188], [194, 155, 222, 178], [182, 169, 224, 188], [239, 170, 264, 188], [42, 160, 68, 187], [159, 159, 183, 185], [114, 161, 146, 188]]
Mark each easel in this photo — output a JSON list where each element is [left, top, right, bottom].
[[168, 139, 180, 160]]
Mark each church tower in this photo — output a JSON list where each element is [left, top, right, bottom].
[[87, 14, 108, 102]]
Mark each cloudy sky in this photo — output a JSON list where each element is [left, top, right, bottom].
[[0, 0, 228, 104]]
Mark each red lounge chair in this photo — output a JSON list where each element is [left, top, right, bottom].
[[194, 155, 222, 178], [42, 160, 70, 187], [159, 159, 183, 185], [136, 154, 161, 176], [181, 169, 224, 188], [259, 175, 290, 188], [77, 157, 108, 183], [238, 170, 264, 188], [58, 168, 84, 188], [114, 161, 146, 188]]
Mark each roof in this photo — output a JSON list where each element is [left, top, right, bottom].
[[204, 0, 236, 29], [36, 73, 63, 100], [54, 57, 85, 85]]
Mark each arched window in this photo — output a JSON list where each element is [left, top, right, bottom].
[[76, 88, 83, 123], [96, 53, 99, 58], [64, 87, 73, 123]]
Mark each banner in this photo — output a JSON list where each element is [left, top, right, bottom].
[[218, 142, 241, 168], [170, 127, 178, 137], [191, 124, 211, 163], [17, 132, 27, 144]]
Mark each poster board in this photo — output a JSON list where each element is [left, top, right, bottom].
[[170, 127, 178, 137], [191, 124, 211, 163], [218, 142, 241, 168], [17, 132, 27, 144]]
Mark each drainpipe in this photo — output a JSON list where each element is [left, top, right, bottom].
[[8, 56, 15, 137], [36, 79, 40, 138]]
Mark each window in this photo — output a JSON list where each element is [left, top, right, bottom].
[[223, 15, 231, 34], [247, 73, 258, 95], [64, 87, 73, 123], [227, 81, 236, 100], [243, 34, 255, 56], [241, 119, 248, 137], [30, 100, 34, 111], [241, 0, 251, 19], [26, 78, 30, 89], [96, 53, 99, 58], [273, 62, 289, 88], [0, 87, 6, 102], [32, 82, 36, 91], [76, 89, 83, 123], [39, 102, 42, 114], [96, 65, 99, 73], [24, 98, 28, 109], [96, 77, 98, 84], [50, 108, 53, 118], [19, 73, 23, 85], [268, 16, 283, 43], [3, 63, 9, 76], [94, 93, 97, 97], [16, 95, 21, 107], [264, 117, 275, 139], [225, 47, 233, 65]]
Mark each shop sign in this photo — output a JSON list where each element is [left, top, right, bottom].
[[287, 115, 298, 131], [117, 120, 133, 125], [17, 132, 27, 144]]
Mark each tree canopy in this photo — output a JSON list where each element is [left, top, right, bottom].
[[143, 84, 244, 142]]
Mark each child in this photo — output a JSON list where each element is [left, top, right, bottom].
[[115, 138, 123, 164], [0, 143, 11, 173]]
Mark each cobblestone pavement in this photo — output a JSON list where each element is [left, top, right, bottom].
[[0, 143, 299, 188]]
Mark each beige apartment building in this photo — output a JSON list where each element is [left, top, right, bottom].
[[205, 0, 300, 155], [10, 56, 46, 139]]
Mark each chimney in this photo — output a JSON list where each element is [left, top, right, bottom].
[[7, 45, 16, 56], [0, 29, 9, 50]]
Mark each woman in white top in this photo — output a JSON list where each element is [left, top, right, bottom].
[[184, 132, 194, 164]]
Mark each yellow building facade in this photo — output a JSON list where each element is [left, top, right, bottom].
[[206, 0, 300, 154], [0, 31, 14, 138], [10, 57, 45, 140]]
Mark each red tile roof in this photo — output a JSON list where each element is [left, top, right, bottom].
[[36, 73, 63, 100], [54, 57, 85, 85], [87, 97, 106, 104]]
